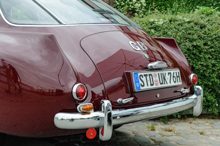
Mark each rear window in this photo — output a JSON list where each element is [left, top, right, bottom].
[[0, 0, 59, 25], [0, 0, 138, 27]]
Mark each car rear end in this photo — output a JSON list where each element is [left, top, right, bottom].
[[0, 0, 203, 141], [54, 26, 203, 141], [47, 0, 203, 141]]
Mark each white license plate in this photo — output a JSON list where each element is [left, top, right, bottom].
[[132, 69, 182, 92]]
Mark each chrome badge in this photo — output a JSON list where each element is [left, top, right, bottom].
[[129, 41, 150, 60]]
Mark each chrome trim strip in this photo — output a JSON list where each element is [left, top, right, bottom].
[[147, 61, 168, 69], [0, 12, 140, 28], [33, 0, 65, 24], [54, 86, 203, 141]]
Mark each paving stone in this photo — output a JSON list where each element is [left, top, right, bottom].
[[173, 122, 190, 127], [135, 126, 148, 132], [159, 142, 177, 146], [204, 132, 216, 138], [176, 140, 198, 145], [191, 123, 212, 130], [174, 126, 191, 131], [159, 131, 176, 137], [216, 132, 220, 136], [150, 136, 168, 143], [145, 121, 160, 126], [122, 123, 134, 127], [134, 121, 147, 126], [165, 136, 184, 142], [144, 131, 160, 137], [132, 131, 145, 137], [182, 134, 205, 140], [133, 137, 151, 145], [117, 127, 136, 132], [194, 144, 211, 146], [175, 129, 189, 134], [212, 122, 220, 129], [208, 140, 220, 146], [117, 124, 136, 131]]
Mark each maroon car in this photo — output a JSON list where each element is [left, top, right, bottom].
[[0, 0, 203, 141]]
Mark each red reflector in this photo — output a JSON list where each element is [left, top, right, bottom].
[[192, 75, 198, 85], [86, 128, 97, 139], [76, 85, 86, 100], [101, 127, 104, 136]]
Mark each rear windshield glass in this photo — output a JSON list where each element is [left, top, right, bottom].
[[0, 0, 59, 25], [0, 0, 138, 27]]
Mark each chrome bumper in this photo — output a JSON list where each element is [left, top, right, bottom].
[[54, 86, 203, 141]]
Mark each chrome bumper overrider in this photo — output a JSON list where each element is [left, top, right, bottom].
[[54, 86, 203, 141]]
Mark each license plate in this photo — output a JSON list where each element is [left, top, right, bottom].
[[132, 69, 182, 92]]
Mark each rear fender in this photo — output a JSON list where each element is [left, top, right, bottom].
[[154, 37, 193, 86]]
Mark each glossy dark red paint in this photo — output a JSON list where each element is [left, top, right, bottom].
[[0, 12, 193, 137]]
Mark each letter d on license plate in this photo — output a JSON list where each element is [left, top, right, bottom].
[[132, 69, 182, 92]]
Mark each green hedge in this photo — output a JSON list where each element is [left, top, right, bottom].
[[112, 0, 220, 16], [132, 12, 220, 115]]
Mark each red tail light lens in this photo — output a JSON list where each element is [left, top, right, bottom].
[[72, 83, 87, 101], [189, 74, 198, 85], [76, 85, 86, 99]]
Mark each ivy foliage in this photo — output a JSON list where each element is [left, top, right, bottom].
[[132, 11, 220, 115]]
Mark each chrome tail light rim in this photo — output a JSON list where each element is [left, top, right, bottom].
[[72, 83, 87, 101], [189, 73, 198, 85]]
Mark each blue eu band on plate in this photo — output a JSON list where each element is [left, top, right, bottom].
[[132, 68, 182, 92]]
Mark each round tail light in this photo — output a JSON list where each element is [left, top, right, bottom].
[[189, 74, 198, 85], [72, 83, 87, 101]]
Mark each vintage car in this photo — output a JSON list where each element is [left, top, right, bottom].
[[0, 0, 203, 141]]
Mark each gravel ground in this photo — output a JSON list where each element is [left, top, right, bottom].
[[1, 118, 220, 146]]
